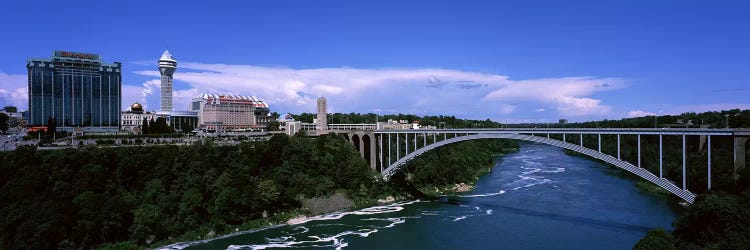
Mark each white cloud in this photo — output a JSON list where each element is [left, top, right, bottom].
[[484, 77, 623, 116], [0, 72, 28, 110], [173, 88, 200, 111], [140, 79, 161, 106], [121, 84, 144, 111], [499, 104, 516, 114], [132, 63, 626, 119], [535, 108, 546, 112], [627, 110, 657, 117]]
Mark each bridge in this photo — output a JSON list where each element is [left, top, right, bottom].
[[310, 127, 749, 204]]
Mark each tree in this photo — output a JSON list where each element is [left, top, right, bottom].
[[46, 116, 56, 137], [0, 113, 8, 133], [672, 192, 750, 249], [180, 122, 194, 134], [633, 228, 676, 250], [266, 120, 280, 131], [141, 118, 149, 134]]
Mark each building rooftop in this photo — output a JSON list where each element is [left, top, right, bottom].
[[160, 50, 176, 62], [196, 92, 269, 108]]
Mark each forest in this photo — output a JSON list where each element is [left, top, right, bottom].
[[0, 130, 516, 249], [0, 134, 386, 249]]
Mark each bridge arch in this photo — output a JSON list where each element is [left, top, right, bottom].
[[351, 134, 361, 152], [362, 134, 372, 166], [381, 133, 697, 203]]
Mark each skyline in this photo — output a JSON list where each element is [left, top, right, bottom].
[[1, 1, 749, 122]]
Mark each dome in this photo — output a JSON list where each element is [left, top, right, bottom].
[[131, 102, 144, 113]]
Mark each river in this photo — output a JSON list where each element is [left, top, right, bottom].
[[168, 142, 678, 250]]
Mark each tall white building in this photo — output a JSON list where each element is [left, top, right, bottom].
[[316, 97, 327, 130], [159, 50, 177, 112]]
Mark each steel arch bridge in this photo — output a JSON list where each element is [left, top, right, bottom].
[[335, 128, 750, 204]]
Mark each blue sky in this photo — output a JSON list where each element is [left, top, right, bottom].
[[1, 0, 748, 122]]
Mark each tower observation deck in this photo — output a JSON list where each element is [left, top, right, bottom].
[[159, 50, 177, 112]]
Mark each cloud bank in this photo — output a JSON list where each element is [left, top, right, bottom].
[[133, 62, 624, 119], [0, 72, 28, 109]]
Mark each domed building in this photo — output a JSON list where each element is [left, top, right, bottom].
[[120, 102, 157, 133], [130, 102, 144, 114]]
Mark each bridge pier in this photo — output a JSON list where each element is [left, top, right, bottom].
[[708, 135, 711, 190], [683, 135, 687, 190], [659, 135, 663, 178], [638, 134, 641, 168], [617, 134, 621, 160]]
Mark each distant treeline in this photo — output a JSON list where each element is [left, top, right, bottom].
[[292, 113, 503, 128]]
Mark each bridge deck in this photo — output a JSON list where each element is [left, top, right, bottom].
[[375, 128, 746, 136]]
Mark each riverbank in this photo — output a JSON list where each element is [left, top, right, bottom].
[[148, 210, 304, 249], [153, 192, 408, 249]]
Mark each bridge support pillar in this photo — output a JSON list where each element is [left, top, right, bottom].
[[708, 135, 711, 190], [638, 134, 641, 168], [617, 134, 621, 160], [598, 134, 601, 152], [379, 134, 383, 172], [580, 133, 583, 147], [659, 134, 663, 178], [396, 133, 400, 160], [683, 135, 687, 190], [370, 134, 377, 170], [388, 133, 391, 166], [734, 137, 748, 181]]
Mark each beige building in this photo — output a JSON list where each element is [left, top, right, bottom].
[[192, 93, 270, 131]]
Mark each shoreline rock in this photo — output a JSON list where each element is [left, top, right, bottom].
[[299, 192, 355, 215], [287, 215, 308, 225]]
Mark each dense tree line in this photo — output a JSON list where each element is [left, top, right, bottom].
[[0, 134, 386, 249], [141, 117, 173, 135], [506, 109, 750, 129]]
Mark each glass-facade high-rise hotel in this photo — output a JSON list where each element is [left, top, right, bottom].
[[27, 51, 121, 132]]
